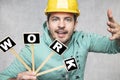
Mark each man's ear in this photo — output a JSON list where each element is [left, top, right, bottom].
[[74, 21, 78, 31], [46, 21, 49, 30]]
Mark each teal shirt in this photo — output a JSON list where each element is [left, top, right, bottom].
[[0, 22, 120, 80]]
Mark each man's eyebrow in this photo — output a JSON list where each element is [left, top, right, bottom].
[[65, 17, 72, 19], [51, 16, 59, 18], [50, 16, 73, 20]]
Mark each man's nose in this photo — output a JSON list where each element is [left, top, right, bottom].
[[58, 20, 65, 29]]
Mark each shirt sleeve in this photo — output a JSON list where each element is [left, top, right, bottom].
[[0, 45, 32, 80], [88, 33, 120, 54]]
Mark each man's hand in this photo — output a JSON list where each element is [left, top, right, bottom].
[[107, 9, 120, 40], [17, 71, 37, 80]]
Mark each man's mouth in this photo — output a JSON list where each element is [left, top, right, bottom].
[[55, 30, 68, 38]]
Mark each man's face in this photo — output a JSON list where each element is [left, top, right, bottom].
[[47, 12, 77, 45]]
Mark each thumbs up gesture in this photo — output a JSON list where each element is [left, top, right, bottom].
[[107, 9, 120, 40]]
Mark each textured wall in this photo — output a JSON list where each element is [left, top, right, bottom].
[[0, 0, 120, 80]]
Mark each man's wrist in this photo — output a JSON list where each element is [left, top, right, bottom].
[[116, 39, 120, 46], [8, 78, 17, 80]]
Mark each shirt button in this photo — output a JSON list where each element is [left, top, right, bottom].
[[62, 74, 65, 78], [76, 76, 80, 79]]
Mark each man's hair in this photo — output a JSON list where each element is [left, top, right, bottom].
[[47, 13, 77, 22]]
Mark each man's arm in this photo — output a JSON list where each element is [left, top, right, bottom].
[[0, 45, 34, 80]]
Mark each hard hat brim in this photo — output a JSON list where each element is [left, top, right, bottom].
[[45, 9, 80, 16]]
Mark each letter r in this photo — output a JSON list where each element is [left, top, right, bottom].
[[53, 42, 62, 53]]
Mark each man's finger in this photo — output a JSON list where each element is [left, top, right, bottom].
[[17, 71, 36, 80], [22, 75, 36, 79], [26, 71, 36, 76], [107, 27, 116, 33], [107, 21, 116, 28], [107, 9, 115, 23], [110, 34, 119, 40]]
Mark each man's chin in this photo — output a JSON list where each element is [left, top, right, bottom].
[[58, 39, 68, 45], [55, 38, 65, 42], [53, 37, 68, 44]]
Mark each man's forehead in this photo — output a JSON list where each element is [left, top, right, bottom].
[[50, 12, 74, 18]]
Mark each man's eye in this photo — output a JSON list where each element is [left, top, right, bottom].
[[65, 18, 72, 22], [52, 18, 58, 21]]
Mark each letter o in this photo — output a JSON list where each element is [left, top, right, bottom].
[[27, 34, 36, 43]]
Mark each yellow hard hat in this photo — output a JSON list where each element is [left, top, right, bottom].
[[45, 0, 80, 16]]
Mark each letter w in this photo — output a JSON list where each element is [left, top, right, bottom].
[[0, 39, 12, 51]]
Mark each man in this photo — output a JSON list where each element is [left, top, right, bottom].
[[0, 0, 120, 80]]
